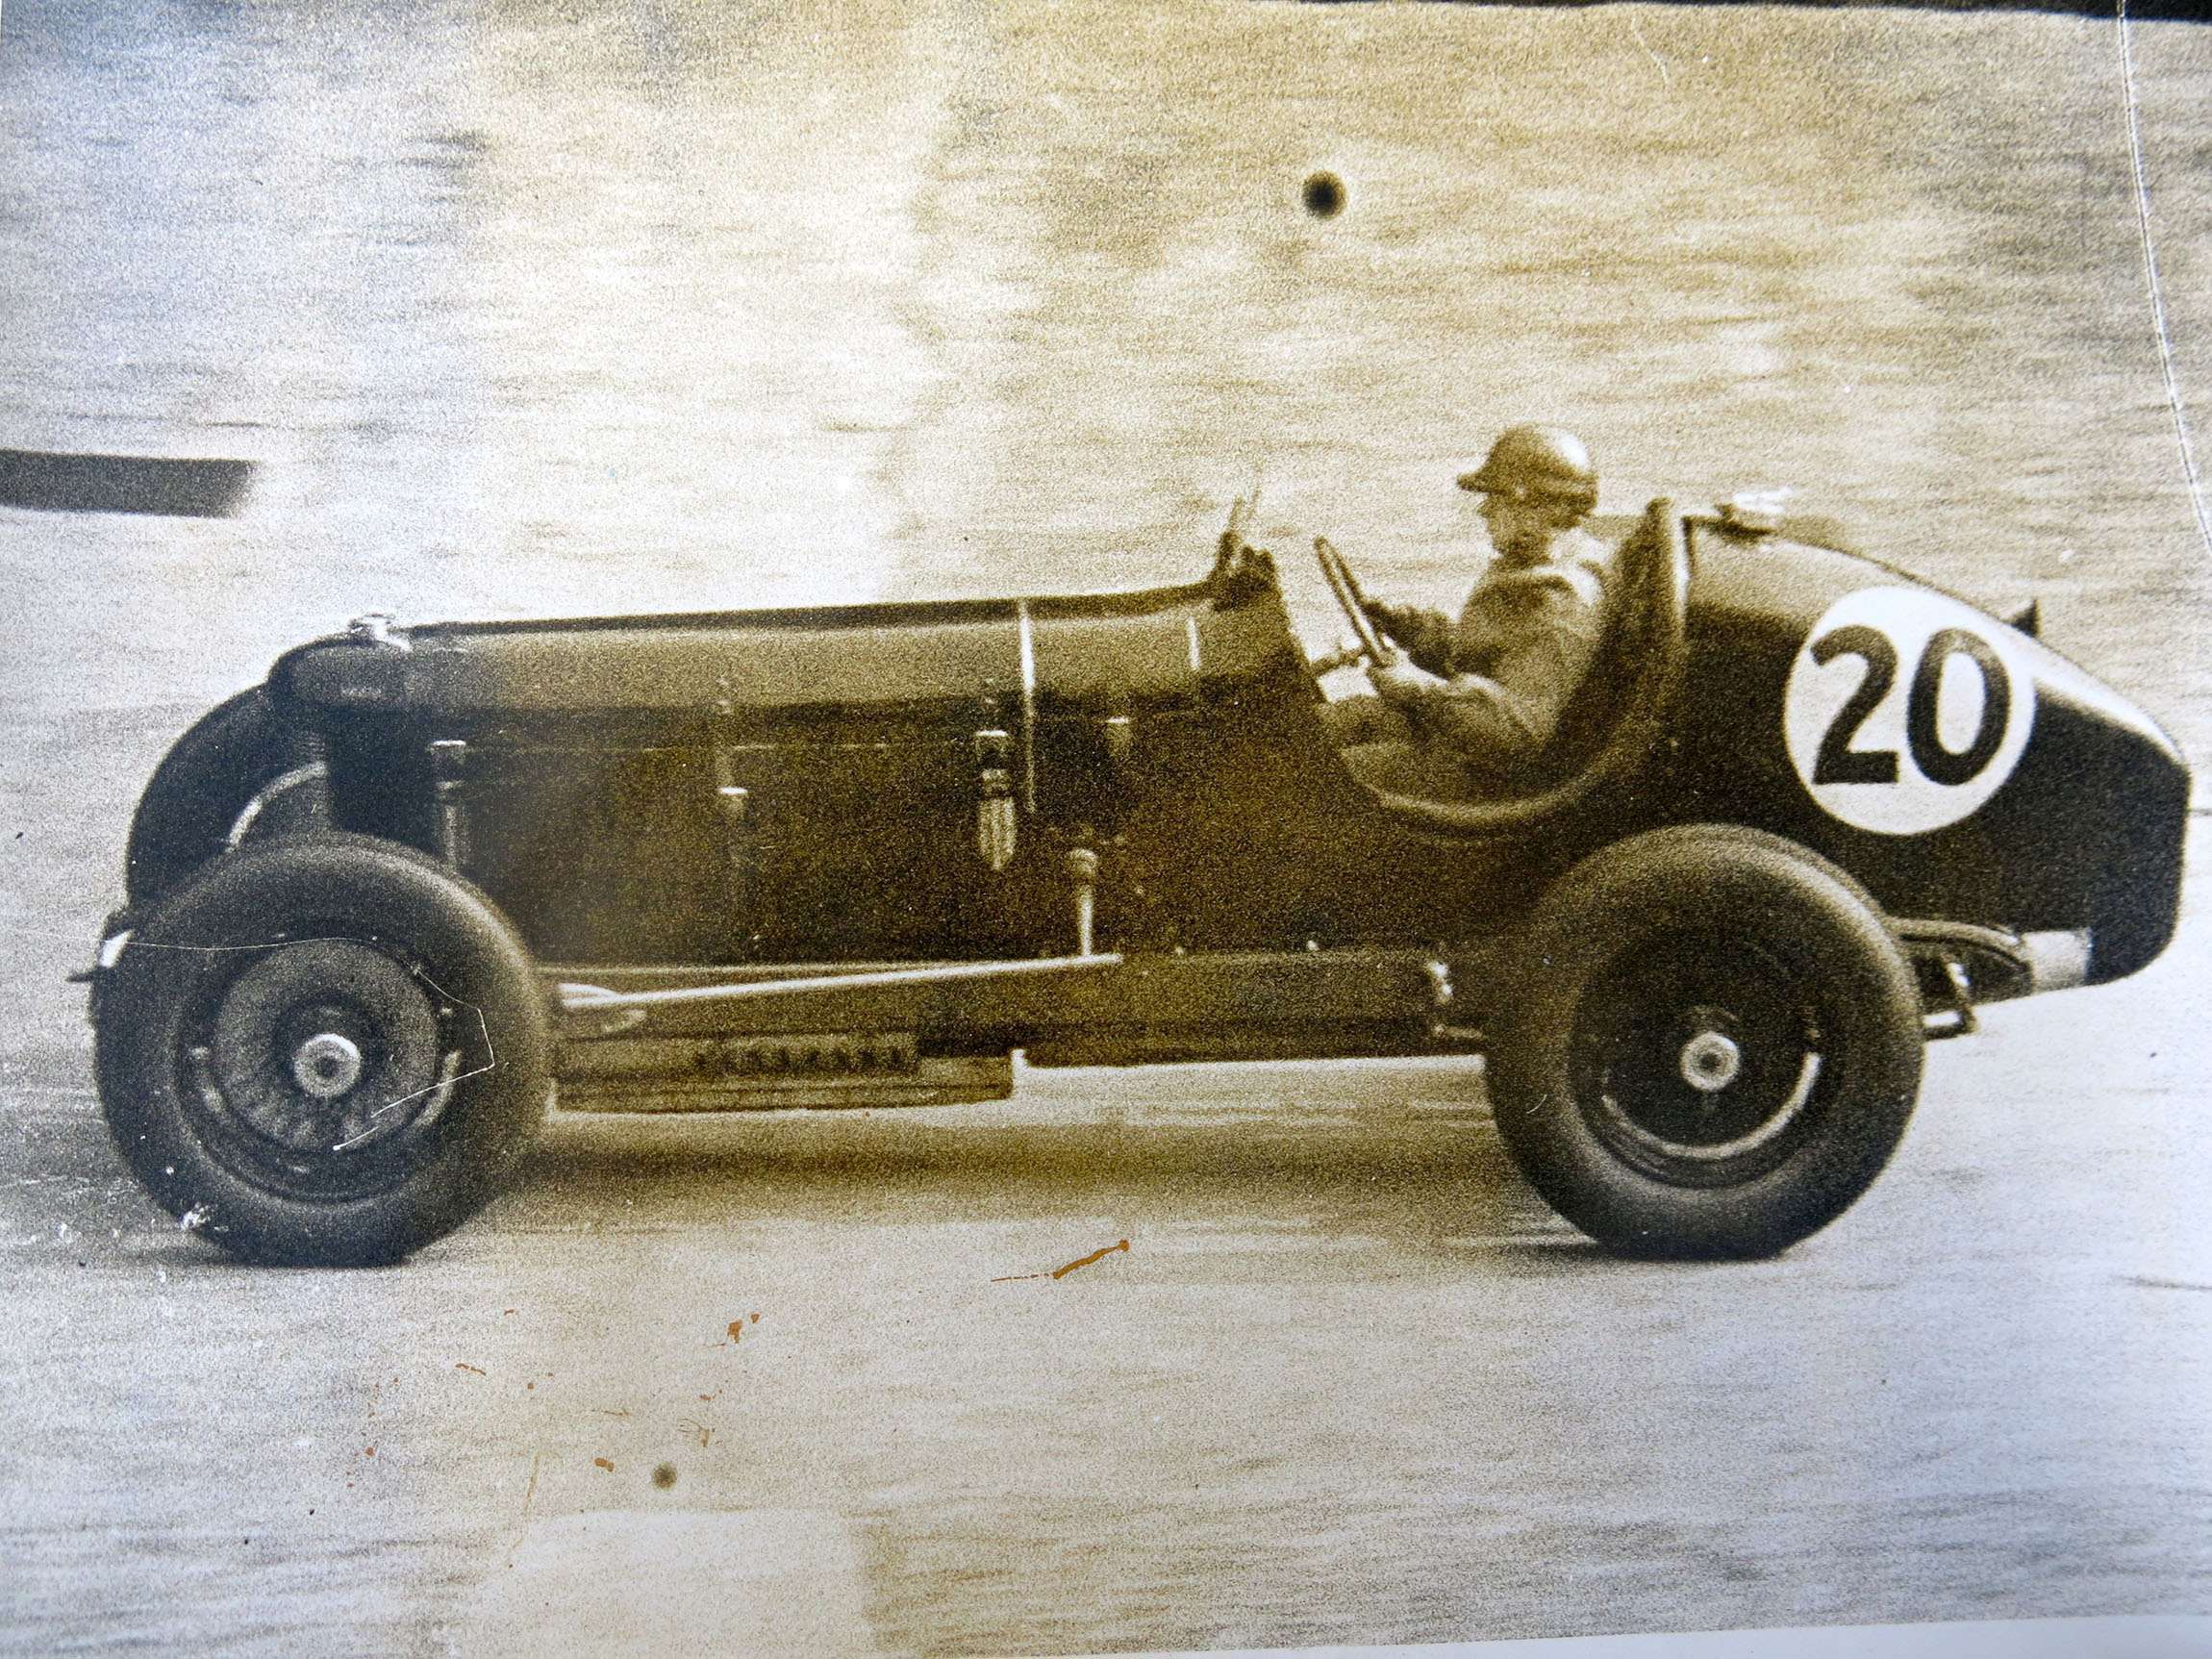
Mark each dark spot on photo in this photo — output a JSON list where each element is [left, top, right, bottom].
[[1302, 171, 1345, 219]]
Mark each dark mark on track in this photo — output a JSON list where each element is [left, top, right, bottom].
[[0, 448, 254, 517]]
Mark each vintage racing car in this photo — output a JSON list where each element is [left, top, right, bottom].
[[86, 497, 2189, 1266]]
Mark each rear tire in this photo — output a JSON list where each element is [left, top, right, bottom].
[[96, 832, 551, 1267], [1488, 825, 1923, 1259]]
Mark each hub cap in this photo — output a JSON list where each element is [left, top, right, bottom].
[[290, 1031, 365, 1099], [1571, 934, 1833, 1187], [1678, 1028, 1743, 1093], [184, 938, 455, 1197]]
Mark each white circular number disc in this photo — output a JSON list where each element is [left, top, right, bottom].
[[1784, 587, 2037, 836]]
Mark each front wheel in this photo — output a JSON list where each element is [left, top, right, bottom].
[[125, 686, 330, 908], [96, 832, 552, 1266], [1488, 825, 1924, 1259]]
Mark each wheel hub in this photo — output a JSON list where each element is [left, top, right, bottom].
[[290, 1031, 364, 1099], [199, 939, 444, 1157], [1571, 937, 1832, 1184], [1677, 1028, 1743, 1093]]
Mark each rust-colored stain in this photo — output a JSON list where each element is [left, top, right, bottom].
[[525, 1382, 535, 1391], [697, 1390, 721, 1402], [503, 1308, 517, 1316], [994, 1239, 1133, 1283], [596, 1408, 632, 1420], [651, 1463, 678, 1490], [593, 1457, 615, 1472], [363, 1445, 376, 1458], [1053, 1239, 1130, 1277], [726, 1320, 742, 1342], [678, 1419, 715, 1449], [455, 1363, 487, 1376]]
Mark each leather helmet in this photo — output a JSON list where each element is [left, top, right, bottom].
[[1457, 424, 1598, 511]]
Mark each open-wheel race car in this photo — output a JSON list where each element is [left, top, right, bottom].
[[87, 496, 2189, 1266]]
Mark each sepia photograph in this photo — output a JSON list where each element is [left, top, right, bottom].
[[2, 0, 2207, 1653]]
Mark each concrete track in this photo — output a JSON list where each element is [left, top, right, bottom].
[[4, 839, 2206, 1654]]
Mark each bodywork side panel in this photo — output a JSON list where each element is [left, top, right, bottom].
[[284, 569, 1535, 963], [269, 523, 2186, 988]]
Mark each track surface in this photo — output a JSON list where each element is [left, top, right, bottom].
[[4, 840, 2208, 1654]]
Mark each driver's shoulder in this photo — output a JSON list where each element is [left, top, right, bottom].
[[1497, 549, 1608, 614], [1558, 527, 1617, 592]]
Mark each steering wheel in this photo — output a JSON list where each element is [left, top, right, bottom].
[[1315, 537, 1388, 666]]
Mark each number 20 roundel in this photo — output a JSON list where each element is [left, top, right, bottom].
[[1783, 587, 2038, 836]]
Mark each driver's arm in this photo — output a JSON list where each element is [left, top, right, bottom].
[[1370, 573, 1607, 767], [1369, 657, 1543, 756], [1362, 599, 1456, 678], [1396, 669, 1547, 761]]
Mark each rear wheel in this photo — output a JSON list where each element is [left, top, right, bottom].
[[96, 833, 551, 1266], [1488, 825, 1923, 1259]]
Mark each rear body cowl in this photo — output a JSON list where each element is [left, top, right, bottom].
[[1670, 525, 2185, 986]]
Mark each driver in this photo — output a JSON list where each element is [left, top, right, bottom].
[[1320, 424, 1611, 797]]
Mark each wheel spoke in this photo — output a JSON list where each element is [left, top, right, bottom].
[[185, 937, 450, 1199]]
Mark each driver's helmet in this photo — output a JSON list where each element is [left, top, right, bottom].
[[1457, 425, 1598, 514]]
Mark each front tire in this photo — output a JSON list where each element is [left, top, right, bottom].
[[96, 833, 552, 1266], [1488, 825, 1924, 1259], [125, 686, 330, 909]]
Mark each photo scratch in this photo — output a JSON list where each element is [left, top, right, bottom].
[[2117, 0, 2212, 558]]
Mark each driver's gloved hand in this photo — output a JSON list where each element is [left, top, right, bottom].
[[1308, 640, 1365, 675], [1359, 596, 1405, 642], [1369, 653, 1434, 706]]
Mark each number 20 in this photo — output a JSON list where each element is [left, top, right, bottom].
[[1810, 625, 2012, 788]]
